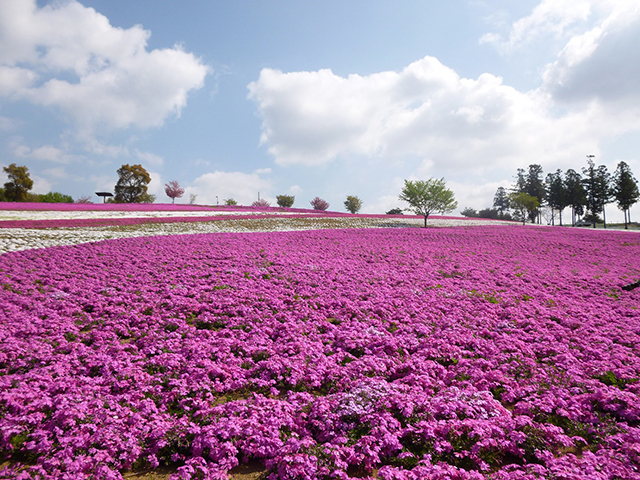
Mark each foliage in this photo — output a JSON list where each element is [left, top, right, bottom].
[[564, 169, 587, 225], [460, 207, 478, 217], [398, 178, 457, 227], [613, 161, 639, 229], [276, 195, 295, 208], [508, 191, 540, 225], [75, 195, 92, 204], [114, 164, 151, 203], [139, 192, 156, 204], [164, 181, 185, 203], [189, 194, 198, 205], [545, 169, 568, 226], [582, 158, 611, 227], [0, 187, 5, 202], [514, 165, 545, 222], [385, 208, 403, 215], [224, 198, 238, 206], [343, 195, 362, 214], [310, 197, 329, 211], [252, 198, 271, 207], [2, 163, 33, 202], [492, 186, 510, 218], [34, 192, 74, 203]]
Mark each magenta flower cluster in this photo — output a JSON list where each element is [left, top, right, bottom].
[[1, 226, 639, 479]]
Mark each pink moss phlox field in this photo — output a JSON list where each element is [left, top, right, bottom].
[[0, 214, 333, 230], [1, 226, 640, 479]]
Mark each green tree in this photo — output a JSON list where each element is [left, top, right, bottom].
[[509, 192, 540, 225], [564, 169, 586, 226], [344, 195, 363, 214], [399, 178, 457, 227], [582, 158, 611, 228], [545, 169, 568, 226], [224, 198, 238, 206], [3, 163, 34, 202], [276, 194, 295, 208], [492, 187, 510, 219], [114, 164, 151, 203], [613, 161, 640, 229]]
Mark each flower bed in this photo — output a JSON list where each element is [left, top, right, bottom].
[[1, 226, 639, 479]]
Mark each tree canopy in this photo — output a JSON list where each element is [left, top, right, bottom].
[[3, 163, 33, 202], [613, 161, 640, 228], [164, 181, 185, 203], [276, 195, 295, 208], [399, 178, 457, 227], [344, 195, 363, 214], [509, 192, 540, 225], [114, 164, 151, 203]]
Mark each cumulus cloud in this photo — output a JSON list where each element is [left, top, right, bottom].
[[13, 144, 78, 163], [479, 0, 594, 52], [541, 4, 640, 109], [248, 56, 603, 174], [187, 170, 273, 206], [0, 0, 208, 132]]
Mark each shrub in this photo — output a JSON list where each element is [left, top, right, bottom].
[[276, 195, 295, 208], [224, 198, 238, 206], [386, 208, 403, 215], [310, 197, 329, 211], [37, 192, 74, 203]]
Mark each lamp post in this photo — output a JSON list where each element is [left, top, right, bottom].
[[216, 195, 218, 206]]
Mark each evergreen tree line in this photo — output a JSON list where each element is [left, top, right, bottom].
[[462, 159, 640, 229]]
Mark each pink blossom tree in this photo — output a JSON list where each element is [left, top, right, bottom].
[[310, 197, 329, 211], [164, 181, 185, 204]]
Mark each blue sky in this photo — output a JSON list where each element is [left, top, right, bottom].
[[1, 0, 640, 222]]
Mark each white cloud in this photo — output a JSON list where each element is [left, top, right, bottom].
[[30, 174, 52, 195], [479, 0, 594, 53], [187, 170, 273, 206], [147, 171, 163, 198], [541, 4, 640, 109], [13, 144, 77, 163], [248, 56, 604, 175], [0, 0, 209, 132], [135, 149, 164, 168]]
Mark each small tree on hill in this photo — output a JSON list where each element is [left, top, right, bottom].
[[386, 208, 403, 215], [276, 195, 295, 208], [310, 197, 329, 211], [164, 181, 185, 203], [509, 192, 539, 225], [252, 198, 271, 207], [344, 195, 362, 214], [114, 164, 151, 203], [3, 163, 33, 202], [399, 178, 457, 227], [224, 198, 238, 206]]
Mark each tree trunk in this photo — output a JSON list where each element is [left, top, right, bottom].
[[625, 209, 628, 229], [424, 215, 428, 228], [603, 202, 606, 228], [559, 209, 563, 226]]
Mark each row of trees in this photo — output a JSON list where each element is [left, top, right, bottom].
[[462, 159, 640, 229]]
